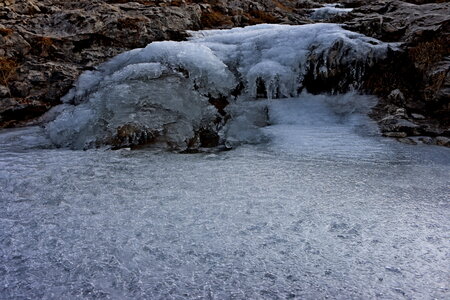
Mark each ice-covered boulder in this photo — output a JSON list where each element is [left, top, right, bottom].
[[46, 23, 390, 150], [47, 43, 235, 150]]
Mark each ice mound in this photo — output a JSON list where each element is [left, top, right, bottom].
[[47, 24, 389, 150], [47, 44, 235, 150]]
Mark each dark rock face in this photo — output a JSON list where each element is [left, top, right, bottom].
[[0, 0, 449, 146], [345, 1, 450, 139]]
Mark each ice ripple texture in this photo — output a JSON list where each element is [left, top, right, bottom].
[[45, 23, 390, 150], [0, 128, 449, 299]]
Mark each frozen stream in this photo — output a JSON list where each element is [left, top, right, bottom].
[[1, 95, 449, 299]]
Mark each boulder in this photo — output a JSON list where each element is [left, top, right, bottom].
[[436, 136, 450, 147]]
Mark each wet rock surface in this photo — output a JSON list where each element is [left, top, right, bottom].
[[0, 0, 449, 146]]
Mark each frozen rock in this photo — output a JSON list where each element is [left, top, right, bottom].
[[436, 136, 450, 147], [394, 108, 407, 118], [411, 113, 425, 120], [310, 4, 353, 21], [417, 136, 434, 145]]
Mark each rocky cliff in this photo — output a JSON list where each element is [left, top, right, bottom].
[[0, 0, 449, 145]]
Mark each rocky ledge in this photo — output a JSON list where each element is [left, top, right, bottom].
[[345, 0, 450, 146], [0, 0, 449, 146]]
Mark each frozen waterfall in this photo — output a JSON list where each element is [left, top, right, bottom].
[[45, 24, 391, 150]]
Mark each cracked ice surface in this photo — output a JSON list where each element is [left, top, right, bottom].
[[1, 94, 449, 299]]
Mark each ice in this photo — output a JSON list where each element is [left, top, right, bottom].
[[47, 23, 390, 150], [189, 23, 386, 96], [262, 92, 385, 160], [310, 4, 353, 20], [1, 122, 449, 299]]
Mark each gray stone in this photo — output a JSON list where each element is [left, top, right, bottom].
[[398, 138, 417, 145], [387, 89, 405, 104], [394, 108, 407, 118], [418, 136, 434, 145], [0, 85, 10, 97], [411, 113, 425, 120], [379, 117, 420, 135], [383, 132, 407, 138], [436, 136, 450, 147], [10, 81, 30, 98]]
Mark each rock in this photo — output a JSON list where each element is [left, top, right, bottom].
[[394, 108, 407, 118], [0, 85, 10, 97], [387, 89, 405, 105], [411, 113, 425, 120], [346, 1, 450, 136], [10, 81, 30, 97], [112, 123, 159, 149], [379, 116, 419, 133], [436, 136, 450, 147], [27, 70, 47, 84], [417, 136, 434, 145], [383, 131, 407, 138], [398, 137, 417, 145]]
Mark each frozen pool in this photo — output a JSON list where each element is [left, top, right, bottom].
[[0, 95, 449, 299]]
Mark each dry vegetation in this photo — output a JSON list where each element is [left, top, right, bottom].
[[0, 27, 14, 36], [408, 37, 449, 71], [0, 57, 18, 88], [34, 36, 55, 56], [201, 9, 233, 28], [247, 10, 279, 25]]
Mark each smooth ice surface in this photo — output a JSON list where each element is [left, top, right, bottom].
[[1, 93, 449, 299], [263, 93, 383, 159], [46, 24, 389, 150]]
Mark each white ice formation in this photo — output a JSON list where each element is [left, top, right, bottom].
[[46, 23, 390, 150], [310, 4, 353, 21]]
